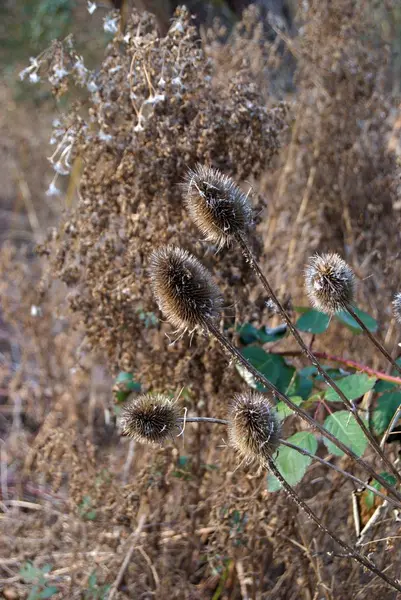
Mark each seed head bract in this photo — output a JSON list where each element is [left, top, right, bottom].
[[305, 253, 355, 314], [120, 394, 180, 445], [183, 164, 253, 249], [228, 391, 280, 464], [149, 245, 223, 332]]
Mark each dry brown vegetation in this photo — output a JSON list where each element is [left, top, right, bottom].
[[1, 2, 401, 599]]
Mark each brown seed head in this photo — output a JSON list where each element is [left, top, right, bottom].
[[305, 253, 355, 314], [183, 164, 253, 248], [392, 292, 401, 324], [149, 245, 223, 331], [228, 391, 280, 464], [120, 394, 180, 445]]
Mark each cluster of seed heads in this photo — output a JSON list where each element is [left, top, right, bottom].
[[149, 245, 222, 333], [120, 393, 180, 445], [121, 390, 280, 466], [305, 252, 356, 314], [182, 164, 253, 249]]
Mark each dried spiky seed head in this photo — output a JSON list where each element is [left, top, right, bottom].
[[305, 253, 356, 315], [392, 292, 401, 324], [228, 391, 280, 464], [120, 394, 180, 445], [183, 164, 253, 248], [149, 245, 223, 331]]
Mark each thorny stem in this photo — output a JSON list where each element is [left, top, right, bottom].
[[265, 456, 401, 593], [278, 440, 400, 509], [346, 304, 401, 378], [236, 234, 401, 487], [276, 350, 401, 385], [204, 318, 401, 506]]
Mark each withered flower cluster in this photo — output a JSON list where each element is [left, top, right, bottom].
[[39, 7, 288, 391]]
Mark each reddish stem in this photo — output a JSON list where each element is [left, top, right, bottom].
[[277, 350, 401, 385]]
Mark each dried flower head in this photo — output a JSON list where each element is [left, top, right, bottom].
[[305, 253, 355, 314], [228, 391, 280, 464], [149, 246, 223, 332], [392, 292, 401, 324], [183, 164, 253, 248], [120, 394, 180, 445]]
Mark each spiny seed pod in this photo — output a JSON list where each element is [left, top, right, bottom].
[[228, 391, 280, 464], [149, 245, 223, 331], [183, 164, 253, 249], [392, 292, 401, 324], [305, 253, 356, 315], [120, 394, 180, 445]]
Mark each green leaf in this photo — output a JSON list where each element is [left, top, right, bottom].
[[237, 323, 260, 345], [325, 373, 376, 403], [335, 307, 378, 334], [288, 373, 313, 400], [296, 309, 330, 334], [237, 323, 287, 345], [267, 432, 318, 491], [237, 347, 281, 390], [364, 473, 397, 510], [38, 587, 59, 599], [275, 396, 304, 421], [372, 392, 401, 435], [323, 411, 368, 457], [113, 371, 141, 403]]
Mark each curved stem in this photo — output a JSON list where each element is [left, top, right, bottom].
[[204, 318, 401, 506], [236, 235, 401, 487], [346, 304, 401, 378], [279, 439, 399, 509], [277, 350, 401, 385], [265, 456, 401, 593], [177, 417, 229, 425]]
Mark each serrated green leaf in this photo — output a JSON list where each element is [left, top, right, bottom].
[[364, 472, 397, 510], [296, 309, 330, 334], [275, 396, 304, 421], [335, 307, 378, 334], [323, 411, 368, 457], [267, 432, 318, 491], [325, 373, 376, 403], [372, 392, 401, 435]]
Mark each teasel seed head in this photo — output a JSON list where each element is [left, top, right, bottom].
[[228, 391, 280, 465], [120, 394, 180, 445], [183, 164, 253, 249], [149, 245, 223, 332], [305, 253, 356, 315], [392, 292, 401, 324]]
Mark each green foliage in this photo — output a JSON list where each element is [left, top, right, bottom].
[[372, 392, 401, 435], [267, 432, 318, 491], [78, 496, 97, 521], [84, 571, 111, 600], [113, 371, 141, 403], [19, 562, 59, 599], [296, 309, 330, 334], [234, 305, 400, 494], [323, 411, 368, 457], [325, 373, 376, 403], [335, 306, 378, 334], [363, 473, 397, 510]]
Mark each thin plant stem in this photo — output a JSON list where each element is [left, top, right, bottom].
[[177, 417, 229, 425], [278, 439, 399, 509], [277, 350, 401, 385], [174, 416, 398, 508], [346, 304, 401, 378], [236, 234, 401, 486], [204, 318, 401, 506], [265, 456, 401, 593]]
